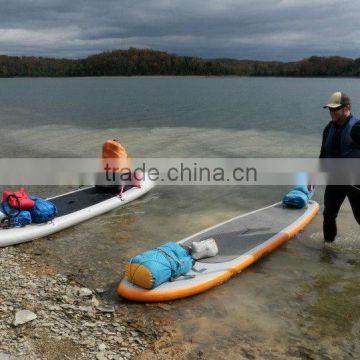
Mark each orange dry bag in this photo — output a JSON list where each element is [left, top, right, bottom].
[[100, 139, 141, 188], [101, 139, 131, 173]]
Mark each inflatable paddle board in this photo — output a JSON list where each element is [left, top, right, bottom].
[[0, 173, 154, 247], [118, 200, 320, 302]]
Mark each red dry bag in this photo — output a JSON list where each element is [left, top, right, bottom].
[[2, 187, 35, 210]]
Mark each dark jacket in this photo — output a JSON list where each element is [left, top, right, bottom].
[[319, 116, 360, 158]]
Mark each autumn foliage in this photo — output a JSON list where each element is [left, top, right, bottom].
[[0, 49, 359, 77]]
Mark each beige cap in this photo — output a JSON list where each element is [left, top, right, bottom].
[[323, 92, 351, 109]]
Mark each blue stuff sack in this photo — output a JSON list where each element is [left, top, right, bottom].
[[29, 196, 58, 224], [282, 185, 314, 209], [1, 202, 32, 227], [125, 242, 193, 289]]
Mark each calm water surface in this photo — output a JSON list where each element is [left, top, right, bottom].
[[0, 77, 359, 358]]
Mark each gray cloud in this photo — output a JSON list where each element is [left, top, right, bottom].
[[0, 0, 360, 60]]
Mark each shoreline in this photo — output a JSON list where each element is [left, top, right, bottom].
[[0, 245, 186, 360]]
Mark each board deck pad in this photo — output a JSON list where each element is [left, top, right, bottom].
[[183, 204, 303, 263], [52, 185, 133, 217], [118, 200, 320, 302]]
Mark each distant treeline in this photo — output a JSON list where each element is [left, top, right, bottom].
[[1, 48, 360, 77]]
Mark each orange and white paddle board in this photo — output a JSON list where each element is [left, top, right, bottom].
[[118, 200, 319, 302]]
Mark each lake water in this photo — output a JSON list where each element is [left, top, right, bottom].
[[0, 77, 359, 358]]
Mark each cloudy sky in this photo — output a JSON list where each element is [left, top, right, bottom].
[[1, 0, 360, 61]]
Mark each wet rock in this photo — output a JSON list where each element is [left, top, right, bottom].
[[79, 287, 93, 297], [96, 304, 116, 313], [156, 303, 172, 311], [13, 310, 37, 326], [78, 306, 93, 312]]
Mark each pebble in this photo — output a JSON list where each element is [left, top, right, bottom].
[[79, 288, 93, 297], [98, 343, 107, 352], [96, 304, 116, 313], [13, 310, 37, 326], [113, 336, 123, 344], [96, 353, 108, 360], [91, 296, 100, 307]]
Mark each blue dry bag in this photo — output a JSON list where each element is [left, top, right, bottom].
[[282, 185, 314, 209], [126, 242, 193, 289], [1, 202, 32, 227], [29, 196, 58, 224]]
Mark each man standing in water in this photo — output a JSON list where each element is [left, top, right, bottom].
[[320, 92, 360, 242]]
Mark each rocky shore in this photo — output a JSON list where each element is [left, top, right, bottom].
[[0, 246, 180, 360]]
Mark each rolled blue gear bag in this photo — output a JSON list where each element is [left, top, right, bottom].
[[283, 185, 314, 209], [126, 242, 193, 289], [29, 196, 58, 224]]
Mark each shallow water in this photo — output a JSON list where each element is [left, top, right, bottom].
[[0, 77, 360, 358]]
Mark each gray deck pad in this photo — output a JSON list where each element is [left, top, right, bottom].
[[183, 204, 307, 263]]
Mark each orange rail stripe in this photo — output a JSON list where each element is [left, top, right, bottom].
[[117, 203, 320, 302]]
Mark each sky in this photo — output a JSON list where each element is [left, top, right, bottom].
[[1, 0, 360, 61]]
